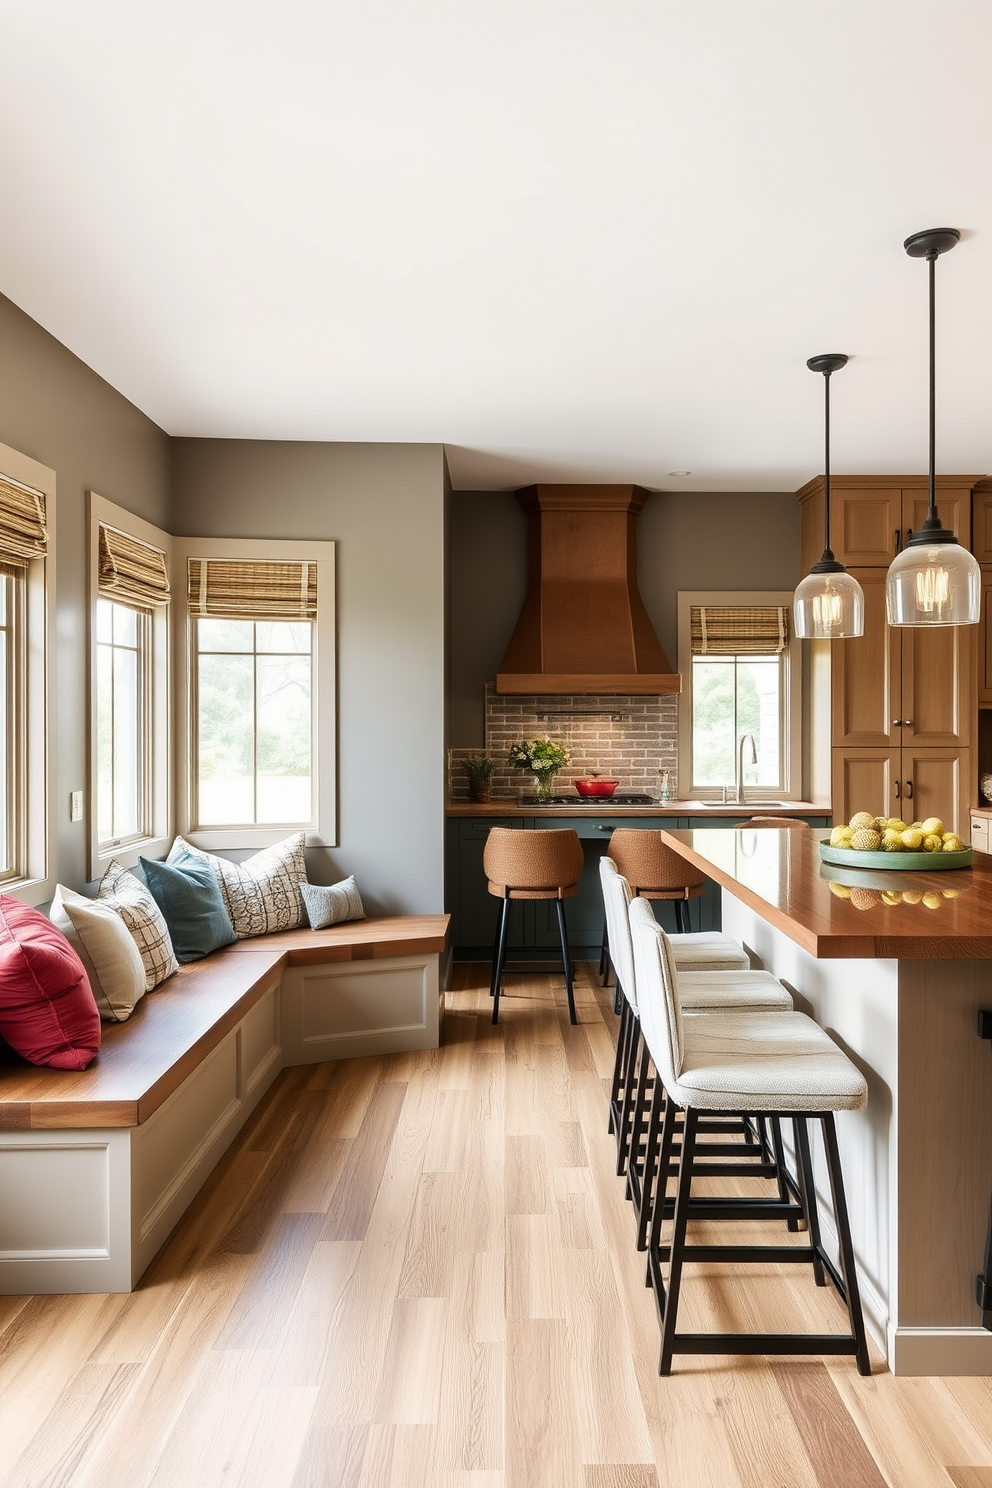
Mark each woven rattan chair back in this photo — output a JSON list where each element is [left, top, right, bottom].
[[484, 827, 583, 900], [608, 828, 705, 897]]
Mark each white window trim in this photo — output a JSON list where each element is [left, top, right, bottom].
[[0, 441, 55, 906], [173, 536, 337, 850], [88, 493, 173, 879], [677, 589, 801, 803]]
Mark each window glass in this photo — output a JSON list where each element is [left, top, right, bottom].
[[194, 619, 313, 828], [96, 597, 147, 845], [691, 654, 783, 792]]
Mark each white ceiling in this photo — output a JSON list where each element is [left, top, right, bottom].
[[2, 1, 991, 490]]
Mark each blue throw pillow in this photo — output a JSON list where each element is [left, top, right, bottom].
[[139, 856, 236, 964]]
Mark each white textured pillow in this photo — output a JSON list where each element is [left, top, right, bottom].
[[299, 876, 366, 930], [96, 860, 179, 991], [169, 832, 308, 939], [49, 885, 147, 1022]]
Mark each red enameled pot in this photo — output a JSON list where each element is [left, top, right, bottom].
[[574, 778, 618, 798]]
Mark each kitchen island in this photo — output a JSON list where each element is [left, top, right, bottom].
[[661, 824, 992, 1376]]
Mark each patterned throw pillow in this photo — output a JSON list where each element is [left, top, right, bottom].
[[96, 860, 179, 991], [299, 875, 366, 930], [49, 884, 147, 1021], [168, 832, 308, 939]]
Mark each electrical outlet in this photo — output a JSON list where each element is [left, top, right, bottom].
[[70, 790, 84, 823]]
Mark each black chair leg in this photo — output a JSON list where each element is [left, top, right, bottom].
[[793, 1117, 826, 1285], [820, 1113, 871, 1375], [491, 898, 511, 1024], [658, 1104, 697, 1375], [599, 916, 610, 983], [609, 997, 631, 1133], [555, 897, 577, 1024]]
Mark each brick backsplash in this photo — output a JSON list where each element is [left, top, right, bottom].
[[449, 685, 678, 802]]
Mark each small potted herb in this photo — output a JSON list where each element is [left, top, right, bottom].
[[462, 753, 496, 803]]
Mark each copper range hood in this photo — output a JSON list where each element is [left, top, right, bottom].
[[496, 484, 680, 695]]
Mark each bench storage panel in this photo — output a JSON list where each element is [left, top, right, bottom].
[[0, 915, 449, 1294]]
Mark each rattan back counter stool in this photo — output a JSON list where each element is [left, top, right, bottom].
[[484, 827, 584, 1025], [629, 896, 871, 1376], [609, 828, 706, 933]]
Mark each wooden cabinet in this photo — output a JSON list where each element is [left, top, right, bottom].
[[971, 481, 992, 563], [831, 747, 970, 834], [971, 811, 991, 854], [797, 476, 978, 571], [800, 475, 982, 835]]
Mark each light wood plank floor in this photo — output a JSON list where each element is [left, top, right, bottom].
[[3, 963, 992, 1488]]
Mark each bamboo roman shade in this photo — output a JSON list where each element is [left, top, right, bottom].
[[690, 605, 790, 656], [187, 559, 318, 620], [0, 474, 47, 564], [98, 524, 170, 607]]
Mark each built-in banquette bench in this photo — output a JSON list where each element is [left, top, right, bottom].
[[0, 915, 449, 1295]]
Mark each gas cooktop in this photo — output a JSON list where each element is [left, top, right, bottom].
[[521, 793, 656, 806]]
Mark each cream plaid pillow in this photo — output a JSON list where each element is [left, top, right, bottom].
[[97, 860, 179, 991], [169, 832, 308, 939]]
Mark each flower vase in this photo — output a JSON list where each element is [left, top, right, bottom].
[[533, 771, 558, 802]]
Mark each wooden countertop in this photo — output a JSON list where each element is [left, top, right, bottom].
[[661, 825, 992, 960], [447, 800, 829, 818]]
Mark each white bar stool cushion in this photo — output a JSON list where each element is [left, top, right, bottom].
[[667, 932, 750, 971], [679, 969, 793, 1012]]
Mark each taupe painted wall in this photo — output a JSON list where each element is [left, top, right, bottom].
[[448, 488, 800, 745], [171, 440, 448, 914], [0, 292, 171, 890]]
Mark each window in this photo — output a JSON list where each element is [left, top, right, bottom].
[[0, 443, 56, 905], [174, 538, 336, 849], [677, 592, 801, 801], [89, 495, 172, 876]]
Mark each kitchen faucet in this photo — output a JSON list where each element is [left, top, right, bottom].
[[734, 732, 757, 804]]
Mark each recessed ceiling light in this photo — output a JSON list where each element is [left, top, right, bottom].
[[668, 470, 691, 477]]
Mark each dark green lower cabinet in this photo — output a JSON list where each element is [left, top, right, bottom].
[[446, 814, 830, 960]]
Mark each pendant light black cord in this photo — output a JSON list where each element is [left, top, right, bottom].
[[902, 226, 960, 545], [928, 248, 937, 525], [806, 353, 848, 573]]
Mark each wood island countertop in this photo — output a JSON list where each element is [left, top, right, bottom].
[[660, 824, 992, 960]]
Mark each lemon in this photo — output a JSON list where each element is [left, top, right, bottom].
[[829, 825, 852, 847], [828, 881, 853, 899], [850, 828, 881, 852], [901, 889, 923, 904], [849, 811, 877, 831], [901, 828, 924, 849], [922, 891, 943, 909], [922, 834, 943, 853], [881, 890, 903, 905], [887, 819, 907, 832], [910, 822, 923, 831], [920, 817, 945, 837], [942, 888, 960, 898], [873, 815, 889, 832], [942, 834, 964, 852], [883, 837, 905, 851], [850, 887, 881, 910]]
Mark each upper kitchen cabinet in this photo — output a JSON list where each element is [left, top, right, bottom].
[[970, 479, 992, 563], [797, 475, 981, 570]]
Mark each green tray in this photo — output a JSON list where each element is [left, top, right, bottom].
[[818, 842, 972, 872]]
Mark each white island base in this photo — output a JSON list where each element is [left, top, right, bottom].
[[722, 891, 992, 1375]]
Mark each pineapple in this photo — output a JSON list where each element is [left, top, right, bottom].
[[849, 811, 877, 831]]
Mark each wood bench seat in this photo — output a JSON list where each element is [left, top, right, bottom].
[[0, 913, 449, 1294]]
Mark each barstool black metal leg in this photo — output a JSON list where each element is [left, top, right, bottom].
[[636, 1073, 666, 1251], [491, 897, 511, 1024], [555, 897, 577, 1024], [489, 902, 503, 998], [793, 1117, 826, 1285], [820, 1113, 871, 1376], [622, 1034, 651, 1182], [617, 1016, 643, 1175], [659, 1104, 697, 1376], [609, 997, 631, 1134], [599, 916, 610, 983]]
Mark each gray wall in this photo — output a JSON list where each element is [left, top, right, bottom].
[[448, 488, 801, 745], [171, 440, 448, 914], [0, 292, 171, 890]]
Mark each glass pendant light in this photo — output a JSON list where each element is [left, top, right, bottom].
[[886, 228, 980, 626], [793, 353, 864, 639]]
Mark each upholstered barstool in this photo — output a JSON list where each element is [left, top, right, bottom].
[[609, 828, 706, 933], [629, 896, 870, 1376], [600, 856, 794, 1241], [484, 827, 584, 1025]]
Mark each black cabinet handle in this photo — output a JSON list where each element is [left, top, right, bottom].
[[895, 780, 901, 799], [895, 528, 902, 552], [906, 779, 914, 800]]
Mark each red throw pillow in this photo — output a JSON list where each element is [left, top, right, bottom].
[[0, 895, 101, 1069]]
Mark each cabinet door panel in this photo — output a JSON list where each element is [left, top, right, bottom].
[[834, 489, 901, 566], [980, 574, 992, 705], [905, 487, 969, 546], [901, 622, 973, 748], [972, 488, 992, 563], [831, 571, 899, 747], [831, 749, 900, 824], [901, 749, 970, 838]]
